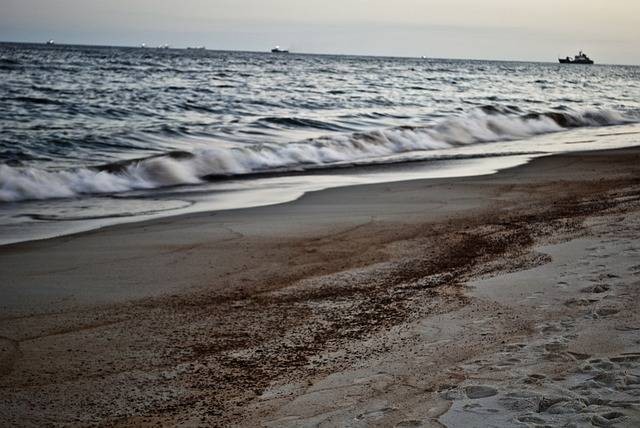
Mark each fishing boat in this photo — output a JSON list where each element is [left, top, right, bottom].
[[559, 51, 594, 64], [271, 46, 289, 53]]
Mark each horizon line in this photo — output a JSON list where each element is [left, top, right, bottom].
[[0, 39, 635, 67]]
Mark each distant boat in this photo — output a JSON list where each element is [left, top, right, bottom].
[[186, 46, 205, 50], [271, 46, 289, 53], [45, 39, 55, 45], [158, 44, 170, 50], [559, 51, 594, 64], [140, 43, 146, 48]]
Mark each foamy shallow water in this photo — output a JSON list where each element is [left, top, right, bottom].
[[0, 153, 534, 245], [1, 123, 639, 245]]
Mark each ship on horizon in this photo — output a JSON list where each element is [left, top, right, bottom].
[[271, 46, 289, 53], [559, 50, 594, 64]]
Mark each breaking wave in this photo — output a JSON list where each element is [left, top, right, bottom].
[[1, 108, 637, 202]]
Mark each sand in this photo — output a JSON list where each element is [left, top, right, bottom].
[[1, 147, 640, 426]]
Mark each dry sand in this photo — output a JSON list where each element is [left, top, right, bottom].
[[1, 147, 640, 426]]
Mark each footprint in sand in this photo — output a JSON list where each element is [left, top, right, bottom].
[[545, 342, 568, 352], [356, 406, 396, 421], [545, 399, 587, 414], [594, 306, 620, 317], [610, 353, 640, 363], [465, 385, 498, 399], [567, 351, 591, 361], [564, 298, 595, 308], [581, 284, 610, 293], [614, 325, 640, 332], [593, 412, 627, 426], [541, 324, 562, 333], [518, 414, 547, 424], [502, 343, 527, 352], [394, 420, 423, 427], [523, 373, 547, 385]]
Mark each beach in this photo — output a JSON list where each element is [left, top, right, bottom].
[[1, 146, 640, 426]]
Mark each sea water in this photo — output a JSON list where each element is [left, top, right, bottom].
[[1, 42, 640, 243]]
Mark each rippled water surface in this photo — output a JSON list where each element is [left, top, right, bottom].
[[1, 42, 640, 242]]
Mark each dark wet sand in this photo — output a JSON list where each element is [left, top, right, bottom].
[[1, 147, 640, 426]]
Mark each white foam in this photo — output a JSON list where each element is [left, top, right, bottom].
[[0, 108, 635, 202]]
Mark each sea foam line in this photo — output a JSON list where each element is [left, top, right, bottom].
[[0, 108, 636, 202]]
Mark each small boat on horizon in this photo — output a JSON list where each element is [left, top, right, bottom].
[[271, 46, 289, 54], [559, 51, 594, 64], [45, 39, 55, 45]]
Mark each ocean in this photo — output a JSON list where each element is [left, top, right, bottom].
[[1, 42, 640, 243]]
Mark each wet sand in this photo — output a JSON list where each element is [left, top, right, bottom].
[[1, 147, 640, 426]]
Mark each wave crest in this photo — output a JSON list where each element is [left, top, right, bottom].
[[1, 108, 636, 202]]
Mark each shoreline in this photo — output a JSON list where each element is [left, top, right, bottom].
[[1, 145, 640, 426], [0, 140, 633, 250], [0, 152, 539, 247], [3, 124, 640, 247]]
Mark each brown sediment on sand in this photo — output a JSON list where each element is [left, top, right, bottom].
[[1, 148, 640, 426]]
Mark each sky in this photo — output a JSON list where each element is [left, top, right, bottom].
[[1, 0, 639, 64]]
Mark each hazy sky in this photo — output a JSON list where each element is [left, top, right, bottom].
[[2, 0, 639, 64]]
